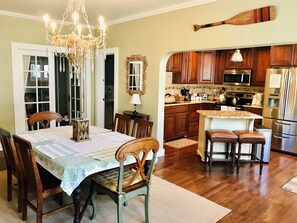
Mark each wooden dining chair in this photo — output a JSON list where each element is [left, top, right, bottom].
[[131, 118, 153, 138], [28, 111, 63, 130], [0, 127, 22, 213], [82, 137, 159, 223], [112, 113, 131, 135], [12, 135, 72, 223]]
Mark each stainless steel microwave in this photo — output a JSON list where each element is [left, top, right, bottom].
[[223, 69, 251, 86]]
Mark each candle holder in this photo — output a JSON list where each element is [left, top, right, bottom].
[[72, 119, 90, 142]]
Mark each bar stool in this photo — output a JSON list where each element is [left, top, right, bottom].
[[205, 129, 238, 173], [233, 130, 265, 175]]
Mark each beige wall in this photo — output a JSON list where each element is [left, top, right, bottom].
[[106, 0, 297, 142], [1, 0, 297, 144]]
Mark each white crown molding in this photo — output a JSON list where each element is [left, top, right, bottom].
[[0, 0, 216, 27], [107, 0, 216, 26]]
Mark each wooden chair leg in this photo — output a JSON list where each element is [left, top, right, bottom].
[[145, 190, 150, 223], [17, 177, 22, 213], [225, 143, 229, 159], [237, 143, 242, 174], [205, 138, 208, 170], [260, 144, 264, 175], [7, 168, 12, 201], [22, 183, 28, 221], [209, 142, 214, 172], [117, 196, 123, 223], [231, 143, 236, 173]]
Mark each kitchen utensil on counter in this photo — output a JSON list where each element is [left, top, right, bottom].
[[193, 5, 276, 31], [165, 93, 176, 104], [219, 94, 226, 102], [252, 93, 263, 106], [232, 97, 237, 105]]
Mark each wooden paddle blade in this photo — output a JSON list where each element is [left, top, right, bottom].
[[193, 5, 276, 31]]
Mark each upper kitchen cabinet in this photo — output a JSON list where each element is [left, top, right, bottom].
[[166, 53, 183, 72], [225, 48, 254, 69], [199, 51, 216, 84], [270, 44, 297, 66], [173, 52, 199, 84], [252, 46, 271, 86], [214, 50, 226, 84]]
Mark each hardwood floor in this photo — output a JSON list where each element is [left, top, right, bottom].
[[154, 137, 297, 223]]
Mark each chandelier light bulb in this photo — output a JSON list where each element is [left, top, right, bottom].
[[43, 14, 50, 27], [51, 21, 56, 33], [73, 12, 78, 24]]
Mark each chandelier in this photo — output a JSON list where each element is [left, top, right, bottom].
[[43, 0, 107, 73]]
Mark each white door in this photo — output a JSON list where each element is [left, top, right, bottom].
[[95, 48, 119, 128], [12, 43, 55, 132], [11, 43, 92, 133]]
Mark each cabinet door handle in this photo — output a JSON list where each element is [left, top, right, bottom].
[[273, 134, 290, 139], [275, 121, 291, 126]]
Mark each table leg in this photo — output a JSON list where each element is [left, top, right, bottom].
[[144, 160, 151, 175], [72, 186, 82, 223]]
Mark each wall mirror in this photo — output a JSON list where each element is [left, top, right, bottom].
[[126, 54, 147, 95]]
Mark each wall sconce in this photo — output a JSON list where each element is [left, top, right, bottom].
[[130, 94, 141, 115], [231, 49, 244, 62]]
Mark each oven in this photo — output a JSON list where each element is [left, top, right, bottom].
[[214, 91, 254, 111]]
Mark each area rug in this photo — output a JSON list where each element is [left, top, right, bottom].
[[164, 138, 198, 149], [0, 171, 230, 223], [281, 175, 297, 194]]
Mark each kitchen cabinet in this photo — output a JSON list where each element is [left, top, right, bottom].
[[243, 106, 263, 126], [172, 52, 199, 84], [188, 104, 201, 136], [252, 46, 271, 86], [225, 48, 254, 69], [214, 50, 226, 84], [270, 44, 294, 66], [188, 103, 214, 136], [164, 105, 188, 141], [199, 51, 216, 84], [166, 53, 183, 72]]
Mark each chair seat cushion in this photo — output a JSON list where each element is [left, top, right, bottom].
[[233, 130, 265, 144], [92, 168, 143, 192], [206, 129, 238, 143]]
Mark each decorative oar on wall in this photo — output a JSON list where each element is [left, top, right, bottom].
[[193, 5, 276, 31]]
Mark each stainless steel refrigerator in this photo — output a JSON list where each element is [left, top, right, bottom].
[[263, 68, 297, 155]]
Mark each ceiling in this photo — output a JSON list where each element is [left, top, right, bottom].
[[0, 0, 215, 25]]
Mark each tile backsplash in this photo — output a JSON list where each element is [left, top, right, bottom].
[[165, 84, 264, 100], [165, 72, 264, 100]]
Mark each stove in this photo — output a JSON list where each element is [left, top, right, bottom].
[[214, 91, 254, 111]]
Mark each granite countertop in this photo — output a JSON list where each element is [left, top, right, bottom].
[[243, 104, 263, 109], [165, 100, 215, 106], [196, 110, 263, 119]]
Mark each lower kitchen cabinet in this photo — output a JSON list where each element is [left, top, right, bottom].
[[164, 103, 215, 140], [188, 104, 201, 136], [244, 106, 263, 126], [164, 105, 188, 141]]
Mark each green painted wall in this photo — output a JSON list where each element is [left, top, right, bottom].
[[1, 0, 297, 145]]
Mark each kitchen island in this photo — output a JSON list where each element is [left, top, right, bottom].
[[196, 110, 263, 161]]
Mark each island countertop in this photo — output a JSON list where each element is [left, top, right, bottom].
[[196, 110, 263, 119]]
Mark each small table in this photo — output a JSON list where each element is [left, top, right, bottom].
[[123, 110, 150, 120]]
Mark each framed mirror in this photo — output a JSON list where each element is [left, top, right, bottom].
[[126, 54, 147, 95]]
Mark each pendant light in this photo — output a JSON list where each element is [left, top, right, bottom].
[[231, 49, 244, 62]]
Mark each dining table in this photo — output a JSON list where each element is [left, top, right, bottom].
[[16, 125, 152, 223]]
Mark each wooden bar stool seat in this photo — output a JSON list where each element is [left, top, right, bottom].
[[205, 129, 238, 173], [233, 130, 266, 175]]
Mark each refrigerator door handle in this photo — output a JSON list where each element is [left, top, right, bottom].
[[275, 121, 291, 126], [273, 134, 290, 139]]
